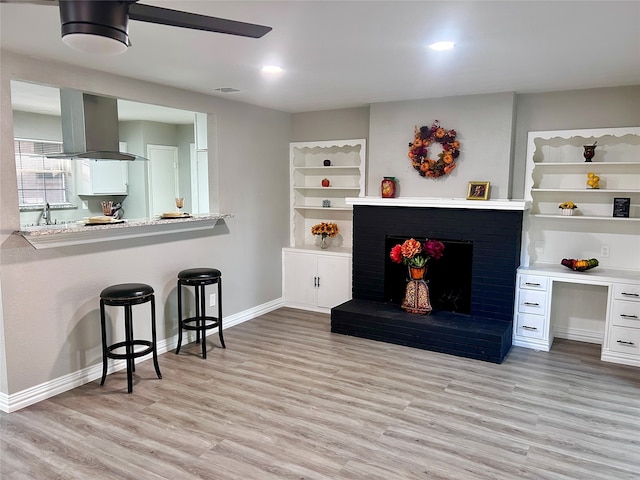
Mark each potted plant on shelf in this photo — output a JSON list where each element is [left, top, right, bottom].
[[559, 201, 578, 216]]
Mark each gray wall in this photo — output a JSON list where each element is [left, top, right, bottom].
[[292, 86, 640, 200], [0, 51, 290, 397], [512, 85, 640, 198], [368, 92, 515, 199]]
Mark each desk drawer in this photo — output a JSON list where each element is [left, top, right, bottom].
[[613, 284, 640, 302], [518, 290, 547, 315], [515, 313, 545, 339], [611, 300, 640, 329], [519, 275, 548, 291], [608, 326, 640, 355]]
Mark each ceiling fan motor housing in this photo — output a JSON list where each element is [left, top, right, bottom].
[[59, 0, 132, 47]]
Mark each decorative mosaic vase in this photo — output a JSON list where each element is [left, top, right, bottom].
[[402, 266, 432, 314]]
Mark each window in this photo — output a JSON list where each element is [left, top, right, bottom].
[[14, 139, 72, 206]]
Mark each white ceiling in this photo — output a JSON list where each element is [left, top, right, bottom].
[[1, 1, 639, 117]]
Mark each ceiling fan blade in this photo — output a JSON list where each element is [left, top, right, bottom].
[[128, 3, 271, 39]]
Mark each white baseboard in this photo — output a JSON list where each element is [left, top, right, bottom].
[[553, 327, 603, 345], [0, 297, 284, 413]]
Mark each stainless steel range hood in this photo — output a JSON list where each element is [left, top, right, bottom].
[[48, 89, 146, 161]]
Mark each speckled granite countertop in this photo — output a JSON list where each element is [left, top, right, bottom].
[[16, 213, 234, 249]]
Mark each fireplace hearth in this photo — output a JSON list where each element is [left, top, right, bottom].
[[331, 200, 526, 363]]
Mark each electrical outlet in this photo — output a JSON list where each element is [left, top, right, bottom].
[[209, 293, 216, 307], [600, 245, 609, 258]]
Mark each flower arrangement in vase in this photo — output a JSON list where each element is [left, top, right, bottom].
[[311, 222, 339, 249], [390, 238, 445, 270], [389, 238, 445, 314]]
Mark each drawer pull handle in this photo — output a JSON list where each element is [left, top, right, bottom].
[[522, 326, 538, 331], [523, 302, 540, 307], [621, 292, 639, 297], [525, 282, 541, 287], [616, 340, 635, 346], [620, 314, 639, 319]]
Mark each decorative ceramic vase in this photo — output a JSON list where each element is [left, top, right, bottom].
[[320, 234, 330, 249], [402, 266, 432, 314], [381, 177, 397, 198], [583, 144, 597, 162], [562, 208, 574, 216]]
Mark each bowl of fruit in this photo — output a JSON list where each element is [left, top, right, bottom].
[[561, 258, 599, 272]]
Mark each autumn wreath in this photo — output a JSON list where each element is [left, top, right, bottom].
[[408, 120, 461, 178]]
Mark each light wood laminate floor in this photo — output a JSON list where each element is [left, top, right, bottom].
[[1, 308, 639, 479]]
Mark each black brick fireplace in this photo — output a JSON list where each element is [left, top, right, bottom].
[[331, 200, 526, 363]]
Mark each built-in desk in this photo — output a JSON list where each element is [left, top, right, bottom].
[[513, 263, 640, 366]]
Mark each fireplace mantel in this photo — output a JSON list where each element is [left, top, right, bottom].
[[346, 197, 530, 211]]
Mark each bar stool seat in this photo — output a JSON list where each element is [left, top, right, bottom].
[[176, 268, 225, 358], [100, 283, 162, 393]]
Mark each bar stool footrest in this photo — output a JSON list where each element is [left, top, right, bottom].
[[180, 316, 221, 332], [106, 340, 155, 360]]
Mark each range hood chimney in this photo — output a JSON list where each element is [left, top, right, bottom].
[[48, 89, 146, 161]]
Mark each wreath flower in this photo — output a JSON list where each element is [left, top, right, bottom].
[[408, 120, 461, 178]]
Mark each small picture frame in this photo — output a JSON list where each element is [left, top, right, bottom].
[[613, 197, 630, 218], [467, 181, 490, 200]]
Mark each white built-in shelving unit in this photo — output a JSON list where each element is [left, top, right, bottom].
[[283, 139, 366, 313]]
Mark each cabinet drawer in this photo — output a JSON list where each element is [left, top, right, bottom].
[[518, 290, 547, 315], [611, 300, 640, 328], [613, 284, 640, 302], [515, 314, 545, 339], [519, 275, 548, 291], [608, 326, 640, 355]]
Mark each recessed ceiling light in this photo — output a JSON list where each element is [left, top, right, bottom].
[[429, 41, 455, 51], [261, 65, 284, 73]]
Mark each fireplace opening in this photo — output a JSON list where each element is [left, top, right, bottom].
[[384, 236, 473, 314]]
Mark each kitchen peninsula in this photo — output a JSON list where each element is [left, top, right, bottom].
[[17, 213, 233, 249]]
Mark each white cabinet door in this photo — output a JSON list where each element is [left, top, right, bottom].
[[317, 255, 351, 308], [283, 249, 352, 311], [77, 159, 128, 195], [283, 251, 318, 307]]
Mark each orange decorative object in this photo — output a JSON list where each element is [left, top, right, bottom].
[[381, 177, 397, 198]]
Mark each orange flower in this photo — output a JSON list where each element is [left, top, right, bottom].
[[443, 153, 454, 164], [400, 238, 422, 259], [420, 162, 430, 172], [452, 140, 460, 149], [435, 128, 446, 138]]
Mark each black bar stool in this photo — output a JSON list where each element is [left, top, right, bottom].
[[176, 268, 225, 358], [100, 283, 162, 393]]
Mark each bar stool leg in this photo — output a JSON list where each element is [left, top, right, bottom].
[[194, 285, 202, 346], [124, 305, 134, 393], [100, 299, 109, 385], [150, 294, 162, 379], [218, 278, 226, 348], [176, 280, 183, 355], [199, 284, 207, 359]]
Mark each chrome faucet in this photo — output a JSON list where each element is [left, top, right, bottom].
[[42, 202, 51, 225]]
